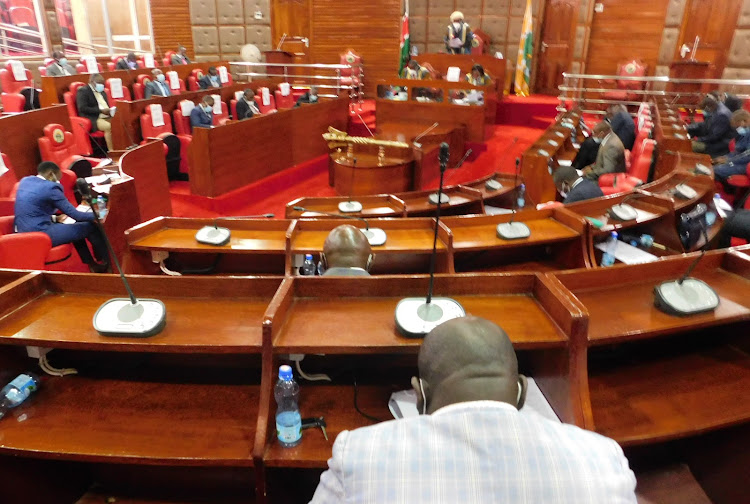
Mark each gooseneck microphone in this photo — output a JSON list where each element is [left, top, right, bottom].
[[428, 148, 473, 205], [412, 122, 439, 149], [339, 157, 363, 213], [292, 206, 386, 246], [76, 179, 166, 337], [195, 213, 275, 246], [395, 143, 465, 338], [497, 158, 531, 240]]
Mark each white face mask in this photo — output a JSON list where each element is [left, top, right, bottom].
[[593, 136, 603, 144], [453, 22, 461, 31]]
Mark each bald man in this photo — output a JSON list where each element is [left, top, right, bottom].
[[321, 224, 372, 276], [310, 317, 637, 504], [583, 121, 626, 181]]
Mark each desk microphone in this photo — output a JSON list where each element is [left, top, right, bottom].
[[654, 223, 718, 316], [428, 148, 472, 205], [292, 206, 386, 246], [338, 157, 363, 213], [497, 158, 531, 240], [195, 213, 275, 246], [395, 142, 465, 338], [607, 192, 646, 222], [76, 178, 166, 337], [413, 122, 439, 148]]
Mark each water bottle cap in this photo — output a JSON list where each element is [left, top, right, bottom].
[[520, 183, 525, 189], [611, 231, 618, 238], [305, 254, 313, 260], [278, 365, 293, 381]]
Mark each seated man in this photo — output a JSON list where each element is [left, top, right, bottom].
[[718, 208, 750, 248], [553, 165, 604, 204], [583, 122, 626, 181], [295, 86, 319, 107], [115, 52, 138, 71], [144, 69, 172, 99], [198, 66, 221, 89], [76, 73, 113, 151], [712, 109, 750, 184], [688, 94, 734, 157], [321, 224, 372, 276], [171, 45, 191, 65], [14, 162, 108, 273], [190, 95, 214, 129], [400, 60, 430, 80], [46, 50, 76, 77], [606, 104, 636, 150], [465, 64, 490, 86], [310, 316, 637, 503], [572, 136, 600, 171], [236, 89, 261, 119]]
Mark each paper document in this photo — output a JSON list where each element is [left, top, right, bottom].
[[558, 159, 572, 167], [595, 240, 658, 265], [85, 174, 110, 184], [95, 158, 113, 169], [109, 106, 116, 117], [62, 205, 93, 224], [388, 378, 561, 423]]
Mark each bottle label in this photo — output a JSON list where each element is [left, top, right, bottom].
[[276, 422, 302, 444], [9, 374, 36, 397]]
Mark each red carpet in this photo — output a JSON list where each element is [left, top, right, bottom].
[[169, 97, 554, 219]]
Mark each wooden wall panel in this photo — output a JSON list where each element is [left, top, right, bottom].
[[585, 0, 670, 76], [151, 0, 195, 58], [310, 0, 402, 96]]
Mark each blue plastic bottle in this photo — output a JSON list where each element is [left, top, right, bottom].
[[601, 231, 618, 267], [274, 365, 301, 447], [301, 254, 316, 276], [517, 183, 526, 209], [0, 373, 39, 420]]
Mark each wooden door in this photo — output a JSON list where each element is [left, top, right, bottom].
[[270, 0, 311, 78], [676, 0, 743, 78], [535, 0, 579, 95]]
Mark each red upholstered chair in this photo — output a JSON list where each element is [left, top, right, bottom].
[[133, 74, 151, 100], [212, 100, 229, 126], [172, 100, 195, 136], [0, 216, 75, 270], [9, 6, 36, 27], [599, 139, 656, 195], [64, 82, 106, 156], [76, 58, 103, 74], [0, 154, 19, 216], [38, 58, 54, 77], [603, 60, 648, 102], [275, 84, 295, 109], [163, 50, 176, 67], [187, 69, 204, 91], [164, 72, 186, 95], [38, 123, 98, 179], [142, 104, 191, 177], [0, 61, 32, 112], [254, 88, 277, 114], [104, 77, 132, 101]]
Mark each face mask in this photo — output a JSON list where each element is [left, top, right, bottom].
[[738, 126, 748, 136], [203, 105, 213, 113], [593, 136, 602, 144], [58, 58, 67, 66], [156, 74, 166, 82], [703, 110, 712, 118], [453, 22, 461, 31], [559, 184, 569, 198], [95, 83, 105, 93]]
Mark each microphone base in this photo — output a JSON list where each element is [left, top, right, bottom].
[[497, 222, 531, 240], [485, 179, 503, 191], [654, 277, 719, 316], [195, 226, 231, 246], [94, 298, 167, 338], [362, 227, 387, 246], [674, 183, 697, 200], [428, 192, 450, 205], [338, 200, 363, 213], [608, 203, 638, 221], [395, 297, 466, 338]]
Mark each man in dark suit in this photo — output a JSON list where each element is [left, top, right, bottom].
[[171, 45, 191, 65], [295, 86, 319, 107], [75, 73, 113, 151], [718, 208, 750, 248], [583, 122, 626, 181], [321, 225, 372, 277], [235, 89, 261, 120], [606, 104, 636, 150], [198, 66, 221, 89], [689, 94, 734, 157], [115, 52, 138, 71], [553, 166, 604, 204], [144, 69, 172, 99], [14, 162, 108, 272], [190, 95, 214, 129]]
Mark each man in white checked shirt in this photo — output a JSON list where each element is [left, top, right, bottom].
[[310, 316, 637, 504]]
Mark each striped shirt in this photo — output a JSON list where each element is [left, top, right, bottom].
[[310, 401, 637, 504]]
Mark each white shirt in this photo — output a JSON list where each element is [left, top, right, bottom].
[[310, 400, 636, 504]]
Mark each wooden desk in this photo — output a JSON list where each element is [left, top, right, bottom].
[[117, 140, 173, 221], [286, 195, 407, 219], [414, 53, 506, 95], [395, 185, 484, 217], [328, 152, 414, 196], [653, 104, 692, 153], [189, 98, 349, 197]]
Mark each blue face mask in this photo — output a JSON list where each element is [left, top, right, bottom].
[[593, 137, 602, 144], [58, 57, 67, 66], [703, 110, 712, 119], [95, 83, 105, 93], [738, 126, 748, 136], [203, 105, 213, 113], [157, 73, 166, 82]]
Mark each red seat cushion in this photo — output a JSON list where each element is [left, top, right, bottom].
[[45, 244, 73, 265]]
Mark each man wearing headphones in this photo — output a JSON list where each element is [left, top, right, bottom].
[[320, 225, 372, 276], [310, 317, 637, 504]]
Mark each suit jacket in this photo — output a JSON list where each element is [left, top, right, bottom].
[[585, 133, 626, 181], [75, 85, 110, 132], [235, 97, 259, 120], [46, 62, 76, 77], [687, 102, 734, 147], [190, 107, 213, 129], [14, 176, 94, 233], [310, 401, 637, 504], [564, 178, 604, 204], [115, 58, 131, 70], [144, 79, 172, 99], [610, 110, 636, 150], [198, 75, 221, 90], [294, 92, 319, 107], [171, 54, 191, 65], [572, 137, 600, 170]]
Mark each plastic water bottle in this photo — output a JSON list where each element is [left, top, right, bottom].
[[517, 183, 526, 209], [601, 231, 618, 267], [0, 373, 39, 420], [274, 365, 301, 448], [96, 195, 108, 219], [300, 254, 316, 276]]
